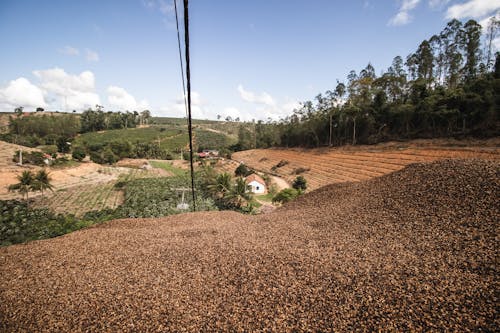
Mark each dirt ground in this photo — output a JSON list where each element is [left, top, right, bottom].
[[1, 159, 498, 331]]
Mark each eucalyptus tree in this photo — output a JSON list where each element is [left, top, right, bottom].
[[484, 16, 499, 70], [441, 19, 464, 88], [462, 19, 482, 80]]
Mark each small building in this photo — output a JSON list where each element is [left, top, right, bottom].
[[245, 174, 266, 194], [198, 150, 219, 159]]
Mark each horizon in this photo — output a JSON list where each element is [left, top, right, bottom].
[[1, 0, 499, 120]]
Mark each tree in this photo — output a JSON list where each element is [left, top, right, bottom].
[[15, 106, 23, 115], [462, 20, 482, 80], [235, 163, 252, 177], [484, 16, 500, 70], [207, 172, 232, 199], [226, 177, 252, 209], [8, 170, 34, 205], [292, 176, 307, 191], [32, 169, 54, 197]]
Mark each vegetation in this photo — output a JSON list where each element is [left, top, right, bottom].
[[0, 200, 92, 246], [115, 176, 217, 218], [8, 170, 54, 204], [272, 188, 302, 204], [12, 150, 46, 166], [248, 19, 499, 148], [149, 160, 186, 177], [292, 176, 307, 191], [235, 163, 253, 177], [202, 167, 255, 213], [71, 146, 86, 161]]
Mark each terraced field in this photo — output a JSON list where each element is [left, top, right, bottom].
[[233, 145, 500, 190], [31, 167, 169, 216]]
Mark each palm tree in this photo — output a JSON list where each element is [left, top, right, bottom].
[[8, 170, 34, 208], [33, 169, 54, 196], [226, 177, 252, 208], [207, 172, 232, 199]]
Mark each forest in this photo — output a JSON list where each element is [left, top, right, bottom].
[[246, 18, 499, 149]]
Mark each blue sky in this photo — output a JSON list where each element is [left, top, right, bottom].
[[0, 0, 498, 120]]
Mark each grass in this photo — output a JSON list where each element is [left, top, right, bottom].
[[255, 193, 274, 202], [149, 160, 187, 177]]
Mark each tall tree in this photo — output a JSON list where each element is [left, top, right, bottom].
[[462, 19, 482, 79]]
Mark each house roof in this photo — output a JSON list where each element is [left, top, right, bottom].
[[245, 174, 265, 186]]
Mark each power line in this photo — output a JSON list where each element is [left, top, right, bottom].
[[173, 0, 188, 118], [183, 0, 196, 211]]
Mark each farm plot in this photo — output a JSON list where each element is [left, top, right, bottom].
[[32, 168, 159, 216], [233, 145, 500, 190]]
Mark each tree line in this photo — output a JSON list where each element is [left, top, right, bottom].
[[3, 107, 152, 148], [248, 18, 499, 149]]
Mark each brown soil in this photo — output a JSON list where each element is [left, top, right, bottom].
[[1, 159, 498, 331], [233, 142, 500, 190]]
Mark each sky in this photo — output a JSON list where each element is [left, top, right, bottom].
[[0, 0, 499, 121]]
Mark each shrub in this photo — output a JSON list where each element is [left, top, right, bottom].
[[292, 176, 307, 191], [292, 167, 310, 175], [235, 163, 252, 177], [72, 146, 86, 161], [56, 137, 71, 153], [272, 188, 300, 204], [276, 160, 289, 168], [39, 145, 58, 155], [12, 151, 46, 166]]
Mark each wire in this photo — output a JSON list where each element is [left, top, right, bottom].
[[183, 0, 197, 211], [173, 0, 188, 119]]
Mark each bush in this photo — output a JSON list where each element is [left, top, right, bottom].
[[272, 188, 300, 204], [0, 200, 92, 246], [56, 137, 71, 153], [72, 146, 86, 161], [292, 176, 307, 191], [235, 163, 253, 177], [12, 151, 46, 166], [39, 145, 58, 155], [292, 167, 310, 175]]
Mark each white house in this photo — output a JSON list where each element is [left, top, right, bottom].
[[245, 174, 266, 194]]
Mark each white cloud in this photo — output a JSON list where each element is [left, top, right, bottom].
[[446, 0, 500, 19], [237, 84, 275, 106], [388, 0, 421, 26], [428, 0, 450, 9], [107, 86, 149, 111], [85, 49, 99, 62], [0, 77, 46, 110], [223, 107, 243, 119], [59, 46, 79, 56], [33, 67, 100, 110]]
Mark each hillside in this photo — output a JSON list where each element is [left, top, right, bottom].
[[233, 140, 500, 190], [1, 159, 498, 331]]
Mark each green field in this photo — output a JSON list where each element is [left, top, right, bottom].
[[74, 126, 235, 151], [149, 160, 186, 177]]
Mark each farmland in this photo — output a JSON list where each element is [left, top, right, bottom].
[[233, 140, 500, 190], [73, 125, 236, 152], [0, 159, 497, 331]]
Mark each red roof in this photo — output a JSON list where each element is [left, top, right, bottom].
[[245, 174, 265, 186]]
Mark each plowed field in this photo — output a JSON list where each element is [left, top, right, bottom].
[[0, 159, 498, 331], [233, 143, 500, 190]]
